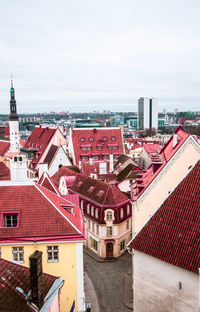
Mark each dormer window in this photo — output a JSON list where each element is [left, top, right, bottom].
[[2, 213, 18, 227], [120, 208, 124, 219], [97, 190, 104, 197], [88, 186, 95, 193]]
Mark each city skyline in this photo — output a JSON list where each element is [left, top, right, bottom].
[[0, 0, 200, 114]]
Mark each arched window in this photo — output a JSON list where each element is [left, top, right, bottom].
[[95, 209, 98, 219], [120, 208, 124, 219], [91, 206, 94, 216], [87, 204, 90, 214], [81, 200, 84, 210]]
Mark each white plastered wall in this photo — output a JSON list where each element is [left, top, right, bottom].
[[133, 251, 199, 312]]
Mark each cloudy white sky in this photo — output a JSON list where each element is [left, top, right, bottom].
[[1, 0, 200, 113]]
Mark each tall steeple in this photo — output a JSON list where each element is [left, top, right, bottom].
[[9, 79, 20, 153], [9, 79, 18, 121]]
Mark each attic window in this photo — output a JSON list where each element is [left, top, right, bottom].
[[97, 190, 104, 197], [102, 137, 108, 141], [80, 137, 85, 142], [2, 213, 18, 227], [89, 137, 94, 141], [60, 204, 73, 214], [111, 136, 116, 141]]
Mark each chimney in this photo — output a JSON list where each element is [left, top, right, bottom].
[[29, 250, 44, 309], [109, 153, 114, 173]]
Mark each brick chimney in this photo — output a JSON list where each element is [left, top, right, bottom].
[[29, 250, 44, 309]]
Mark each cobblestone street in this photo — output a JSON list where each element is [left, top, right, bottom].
[[84, 250, 132, 312]]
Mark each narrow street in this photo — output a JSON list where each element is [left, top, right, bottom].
[[84, 251, 132, 312]]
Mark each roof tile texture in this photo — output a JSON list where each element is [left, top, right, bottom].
[[129, 159, 200, 273], [0, 258, 57, 312]]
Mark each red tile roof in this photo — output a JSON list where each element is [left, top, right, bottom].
[[131, 126, 194, 200], [0, 183, 84, 242], [0, 162, 10, 180], [160, 125, 190, 162], [0, 140, 10, 156], [0, 258, 57, 312], [143, 143, 160, 154], [23, 126, 57, 169], [129, 159, 200, 274], [71, 127, 124, 164], [51, 166, 80, 186], [38, 172, 61, 195], [71, 174, 129, 206]]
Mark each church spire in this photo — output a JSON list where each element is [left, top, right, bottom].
[[9, 79, 18, 121]]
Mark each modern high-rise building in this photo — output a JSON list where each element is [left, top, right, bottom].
[[138, 97, 158, 131]]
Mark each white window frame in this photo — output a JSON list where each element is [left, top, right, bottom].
[[106, 226, 112, 237], [87, 204, 90, 214], [47, 246, 59, 263], [120, 240, 125, 252], [12, 247, 24, 263]]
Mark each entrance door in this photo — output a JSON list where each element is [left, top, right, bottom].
[[106, 243, 113, 258]]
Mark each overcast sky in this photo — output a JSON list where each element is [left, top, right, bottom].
[[0, 0, 200, 114]]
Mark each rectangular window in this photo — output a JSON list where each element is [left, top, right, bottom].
[[90, 238, 98, 251], [126, 220, 129, 230], [82, 156, 89, 161], [120, 240, 125, 251], [12, 247, 24, 262], [47, 246, 59, 262], [92, 222, 95, 233], [0, 247, 1, 258], [106, 226, 112, 237], [97, 146, 102, 150], [88, 220, 90, 230], [96, 224, 99, 235], [3, 214, 18, 227], [93, 156, 99, 160]]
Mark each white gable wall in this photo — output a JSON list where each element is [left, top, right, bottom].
[[133, 250, 198, 312], [48, 146, 72, 176]]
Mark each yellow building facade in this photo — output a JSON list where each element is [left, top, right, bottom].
[[0, 241, 84, 312]]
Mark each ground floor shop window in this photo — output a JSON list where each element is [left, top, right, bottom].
[[90, 237, 98, 251]]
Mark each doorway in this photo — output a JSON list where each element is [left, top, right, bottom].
[[106, 243, 113, 258]]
